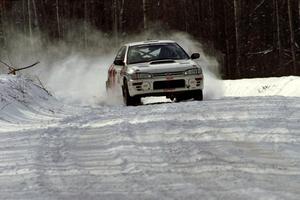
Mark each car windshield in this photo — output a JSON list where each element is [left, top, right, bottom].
[[127, 43, 189, 64]]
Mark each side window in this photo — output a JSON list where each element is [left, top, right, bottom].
[[115, 46, 126, 61]]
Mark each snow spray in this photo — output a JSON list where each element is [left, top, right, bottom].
[[1, 26, 223, 105]]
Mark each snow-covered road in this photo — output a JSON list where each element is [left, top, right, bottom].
[[0, 75, 300, 199]]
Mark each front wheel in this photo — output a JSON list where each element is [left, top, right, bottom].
[[105, 80, 110, 93], [122, 82, 141, 106], [175, 90, 203, 102], [194, 89, 203, 101]]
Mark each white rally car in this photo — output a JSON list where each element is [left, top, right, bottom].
[[106, 40, 204, 106]]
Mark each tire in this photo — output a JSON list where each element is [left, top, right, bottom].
[[175, 90, 203, 102], [122, 81, 141, 106], [105, 81, 110, 93], [194, 89, 203, 101], [175, 96, 185, 102], [175, 93, 190, 102]]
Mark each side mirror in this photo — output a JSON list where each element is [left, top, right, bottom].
[[191, 53, 200, 60], [114, 59, 125, 66]]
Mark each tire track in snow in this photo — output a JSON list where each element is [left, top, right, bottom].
[[0, 97, 300, 199]]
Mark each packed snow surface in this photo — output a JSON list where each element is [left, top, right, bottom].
[[0, 75, 300, 199]]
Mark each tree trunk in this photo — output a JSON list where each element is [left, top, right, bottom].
[[234, 0, 241, 78], [298, 0, 300, 30], [223, 0, 230, 77], [287, 0, 297, 73], [196, 1, 201, 35], [183, 0, 188, 32], [119, 0, 125, 34], [28, 0, 32, 40], [0, 1, 5, 46], [209, 0, 215, 46], [31, 0, 39, 32], [112, 0, 118, 45], [84, 0, 88, 48], [56, 0, 61, 39], [273, 0, 282, 65], [143, 0, 148, 30], [22, 0, 27, 35]]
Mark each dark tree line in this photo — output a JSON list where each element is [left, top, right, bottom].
[[0, 0, 300, 79]]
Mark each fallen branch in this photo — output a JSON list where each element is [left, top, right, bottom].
[[8, 61, 40, 75], [0, 60, 12, 69], [0, 102, 11, 111], [35, 76, 52, 96], [0, 59, 40, 75]]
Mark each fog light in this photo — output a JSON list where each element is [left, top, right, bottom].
[[142, 82, 151, 90], [189, 79, 197, 88]]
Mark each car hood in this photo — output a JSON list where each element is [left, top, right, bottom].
[[127, 60, 199, 74]]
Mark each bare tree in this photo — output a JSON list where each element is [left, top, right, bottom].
[[112, 0, 118, 45], [84, 0, 88, 48], [183, 0, 188, 32], [119, 0, 125, 34], [22, 0, 27, 34], [0, 1, 4, 45], [234, 0, 241, 77], [56, 0, 61, 39], [143, 0, 148, 30], [287, 0, 297, 73], [208, 0, 215, 44], [298, 0, 300, 29], [273, 0, 282, 64], [27, 0, 32, 40], [223, 0, 231, 76], [32, 0, 39, 32]]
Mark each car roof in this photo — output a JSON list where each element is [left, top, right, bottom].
[[124, 40, 177, 47]]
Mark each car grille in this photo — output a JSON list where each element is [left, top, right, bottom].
[[152, 71, 184, 78], [153, 80, 185, 90]]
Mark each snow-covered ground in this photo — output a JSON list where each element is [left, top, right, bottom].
[[223, 76, 300, 97], [0, 74, 300, 199]]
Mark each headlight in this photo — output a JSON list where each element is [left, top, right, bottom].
[[184, 68, 202, 75], [130, 73, 152, 80]]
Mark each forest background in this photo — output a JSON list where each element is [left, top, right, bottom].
[[0, 0, 300, 79]]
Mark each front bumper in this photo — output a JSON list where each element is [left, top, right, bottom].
[[127, 75, 204, 97]]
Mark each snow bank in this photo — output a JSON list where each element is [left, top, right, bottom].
[[1, 75, 300, 117], [223, 76, 300, 97], [0, 75, 69, 132], [0, 75, 52, 111], [0, 74, 299, 122]]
